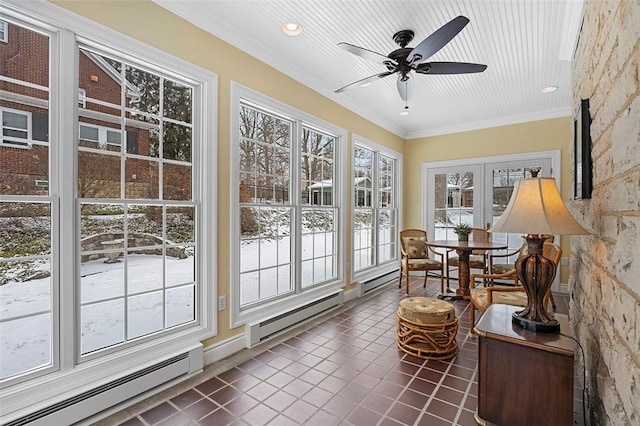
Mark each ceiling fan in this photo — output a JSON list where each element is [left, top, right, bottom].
[[335, 16, 487, 103]]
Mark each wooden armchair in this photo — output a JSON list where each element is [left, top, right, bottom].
[[446, 227, 490, 292], [469, 241, 562, 332], [488, 234, 557, 307], [399, 229, 444, 296]]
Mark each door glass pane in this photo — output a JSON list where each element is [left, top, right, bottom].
[[490, 167, 531, 249], [487, 160, 550, 253], [434, 171, 475, 240]]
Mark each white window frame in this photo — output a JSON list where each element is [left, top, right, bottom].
[[1, 106, 31, 148], [0, 20, 7, 43], [230, 83, 346, 328], [351, 135, 402, 284], [78, 122, 123, 146], [0, 1, 217, 420], [78, 88, 86, 108]]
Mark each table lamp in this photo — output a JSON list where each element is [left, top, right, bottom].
[[490, 177, 588, 332]]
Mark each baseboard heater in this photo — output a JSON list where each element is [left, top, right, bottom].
[[5, 346, 202, 426], [357, 269, 399, 296], [246, 291, 343, 347]]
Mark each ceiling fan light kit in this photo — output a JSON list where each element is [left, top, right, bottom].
[[335, 15, 487, 102]]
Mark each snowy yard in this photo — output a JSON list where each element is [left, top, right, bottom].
[[0, 254, 194, 379]]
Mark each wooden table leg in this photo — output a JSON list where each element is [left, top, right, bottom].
[[455, 248, 471, 298]]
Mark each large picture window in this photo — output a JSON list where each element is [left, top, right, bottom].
[[233, 86, 345, 325], [352, 139, 401, 279], [76, 46, 199, 357], [0, 4, 216, 419]]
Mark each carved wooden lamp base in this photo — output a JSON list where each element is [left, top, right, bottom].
[[512, 234, 560, 333]]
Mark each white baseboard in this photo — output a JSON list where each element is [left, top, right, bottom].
[[203, 334, 247, 366], [343, 286, 358, 303]]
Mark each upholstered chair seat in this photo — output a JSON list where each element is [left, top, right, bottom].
[[469, 286, 528, 313], [399, 229, 444, 295], [404, 258, 442, 268], [490, 263, 516, 275]]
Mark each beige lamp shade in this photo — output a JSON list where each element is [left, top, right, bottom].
[[491, 178, 588, 235]]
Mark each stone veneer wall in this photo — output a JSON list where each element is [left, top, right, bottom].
[[570, 0, 639, 425]]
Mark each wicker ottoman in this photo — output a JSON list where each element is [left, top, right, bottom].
[[397, 297, 458, 360]]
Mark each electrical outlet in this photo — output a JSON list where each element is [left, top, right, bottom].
[[561, 257, 568, 266], [218, 295, 227, 311]]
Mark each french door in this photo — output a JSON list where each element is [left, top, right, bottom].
[[426, 164, 483, 242], [423, 152, 560, 289]]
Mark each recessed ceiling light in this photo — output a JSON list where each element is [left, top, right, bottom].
[[399, 110, 409, 116], [282, 23, 302, 36], [541, 85, 559, 93]]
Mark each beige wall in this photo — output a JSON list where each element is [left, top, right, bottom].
[[570, 0, 640, 424], [404, 117, 573, 283]]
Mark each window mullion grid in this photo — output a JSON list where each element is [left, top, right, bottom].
[[162, 204, 167, 329], [123, 204, 130, 342], [117, 61, 130, 344], [371, 151, 380, 267], [59, 27, 76, 371], [159, 77, 167, 331], [291, 120, 301, 294]]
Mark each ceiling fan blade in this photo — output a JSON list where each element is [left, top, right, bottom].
[[335, 71, 394, 93], [415, 62, 487, 75], [338, 42, 397, 66], [407, 15, 469, 65], [397, 74, 414, 101]]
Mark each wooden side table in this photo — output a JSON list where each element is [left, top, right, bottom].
[[474, 304, 575, 426]]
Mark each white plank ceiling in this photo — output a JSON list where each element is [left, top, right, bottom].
[[153, 0, 585, 138]]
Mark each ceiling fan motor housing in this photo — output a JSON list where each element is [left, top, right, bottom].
[[392, 29, 415, 48]]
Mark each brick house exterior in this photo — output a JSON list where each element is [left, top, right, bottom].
[[0, 20, 152, 198]]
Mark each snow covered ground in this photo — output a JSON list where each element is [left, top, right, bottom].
[[0, 254, 194, 379]]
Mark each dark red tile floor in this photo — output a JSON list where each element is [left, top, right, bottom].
[[110, 277, 582, 426]]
